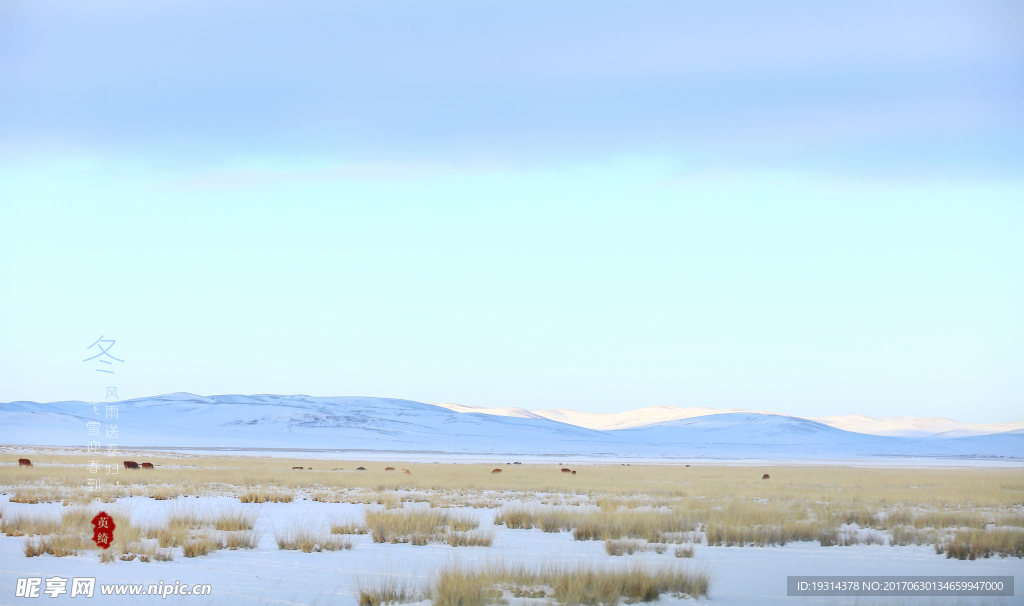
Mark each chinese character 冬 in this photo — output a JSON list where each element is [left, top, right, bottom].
[[83, 336, 124, 374]]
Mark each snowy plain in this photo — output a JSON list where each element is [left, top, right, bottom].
[[3, 393, 1021, 604], [1, 494, 1021, 606]]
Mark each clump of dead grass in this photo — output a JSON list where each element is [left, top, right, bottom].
[[429, 561, 711, 606], [182, 534, 222, 558], [937, 529, 1024, 560], [356, 574, 424, 606], [212, 508, 258, 531], [604, 539, 667, 556], [331, 522, 369, 535], [239, 487, 293, 503], [275, 522, 353, 552], [364, 508, 482, 546]]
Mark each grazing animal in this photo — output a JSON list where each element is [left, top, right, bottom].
[[513, 462, 521, 465], [685, 465, 690, 467], [141, 462, 154, 470], [561, 468, 571, 473], [491, 468, 502, 474], [356, 467, 366, 471], [762, 474, 770, 480], [385, 467, 395, 471], [571, 470, 576, 475], [402, 469, 411, 475], [292, 466, 304, 470], [123, 461, 139, 470], [18, 458, 32, 467]]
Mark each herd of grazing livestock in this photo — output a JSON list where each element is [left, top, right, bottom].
[[121, 461, 155, 470], [12, 458, 771, 480]]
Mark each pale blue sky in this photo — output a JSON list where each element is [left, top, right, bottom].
[[1, 1, 1022, 421]]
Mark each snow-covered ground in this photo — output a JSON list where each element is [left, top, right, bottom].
[[1, 495, 1019, 606]]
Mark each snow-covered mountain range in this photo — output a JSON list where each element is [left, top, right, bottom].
[[435, 403, 1024, 437], [2, 393, 1021, 460]]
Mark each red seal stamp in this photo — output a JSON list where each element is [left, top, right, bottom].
[[90, 512, 116, 549]]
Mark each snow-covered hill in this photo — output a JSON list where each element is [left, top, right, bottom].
[[436, 403, 1024, 437], [2, 393, 1021, 460]]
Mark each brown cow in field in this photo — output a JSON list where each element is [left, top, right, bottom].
[[385, 467, 395, 471], [18, 458, 32, 467], [491, 468, 502, 474], [141, 462, 154, 470], [123, 461, 139, 470], [513, 462, 522, 465], [402, 469, 411, 475], [571, 470, 576, 475], [292, 466, 304, 470], [762, 474, 770, 480], [560, 468, 571, 473]]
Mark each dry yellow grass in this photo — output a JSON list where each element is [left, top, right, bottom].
[[6, 451, 1021, 509], [356, 574, 424, 606], [937, 529, 1024, 559], [221, 529, 262, 550], [212, 508, 258, 531], [182, 534, 220, 558], [331, 522, 369, 535], [604, 539, 667, 555], [364, 508, 481, 545], [428, 561, 711, 606], [4, 450, 1022, 558], [275, 522, 353, 552]]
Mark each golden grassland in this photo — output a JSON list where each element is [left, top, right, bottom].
[[4, 450, 1023, 506], [2, 450, 1023, 563]]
